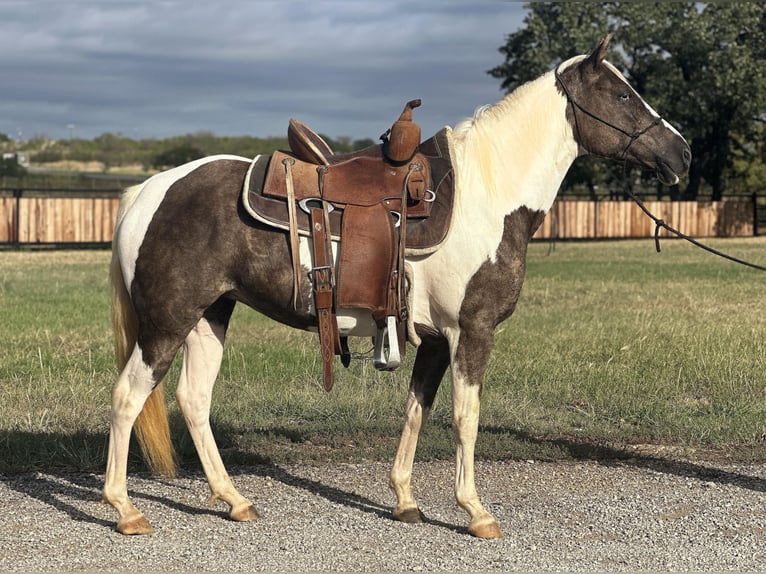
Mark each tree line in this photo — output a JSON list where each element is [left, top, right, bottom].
[[0, 131, 375, 176]]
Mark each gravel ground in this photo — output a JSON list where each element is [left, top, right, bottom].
[[1, 458, 765, 572]]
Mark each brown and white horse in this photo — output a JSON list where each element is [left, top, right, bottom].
[[103, 35, 690, 538]]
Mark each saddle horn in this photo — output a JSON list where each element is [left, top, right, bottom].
[[383, 99, 422, 164]]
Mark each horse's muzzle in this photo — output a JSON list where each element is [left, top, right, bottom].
[[656, 139, 691, 186]]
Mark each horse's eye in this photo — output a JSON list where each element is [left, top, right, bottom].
[[618, 91, 632, 103]]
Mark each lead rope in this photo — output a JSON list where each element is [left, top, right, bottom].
[[624, 188, 766, 272]]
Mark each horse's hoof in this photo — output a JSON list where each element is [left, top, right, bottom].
[[230, 503, 260, 522], [392, 507, 426, 524], [116, 514, 154, 535], [468, 519, 503, 539]]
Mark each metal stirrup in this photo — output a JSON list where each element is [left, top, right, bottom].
[[373, 315, 401, 371]]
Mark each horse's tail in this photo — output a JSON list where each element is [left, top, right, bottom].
[[110, 183, 178, 478]]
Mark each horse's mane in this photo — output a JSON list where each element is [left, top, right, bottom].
[[453, 56, 584, 209], [452, 55, 585, 143]]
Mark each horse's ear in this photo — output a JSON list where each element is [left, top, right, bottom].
[[585, 33, 614, 69]]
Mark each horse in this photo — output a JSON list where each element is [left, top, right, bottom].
[[102, 34, 691, 538]]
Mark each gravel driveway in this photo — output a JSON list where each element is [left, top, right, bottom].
[[1, 458, 765, 571]]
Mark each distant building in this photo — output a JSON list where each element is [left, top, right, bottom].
[[2, 152, 30, 167]]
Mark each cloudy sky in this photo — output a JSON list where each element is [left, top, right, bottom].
[[0, 1, 528, 142]]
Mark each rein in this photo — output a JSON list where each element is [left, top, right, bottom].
[[555, 66, 766, 272]]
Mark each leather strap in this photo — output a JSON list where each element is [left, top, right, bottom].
[[283, 157, 303, 309], [309, 204, 340, 392]]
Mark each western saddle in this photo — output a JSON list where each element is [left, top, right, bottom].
[[245, 99, 452, 391]]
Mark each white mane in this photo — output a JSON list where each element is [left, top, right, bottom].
[[449, 63, 580, 215]]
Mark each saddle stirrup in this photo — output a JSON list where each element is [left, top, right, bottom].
[[373, 315, 401, 371]]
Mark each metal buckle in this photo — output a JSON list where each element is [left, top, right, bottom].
[[299, 198, 335, 214], [308, 265, 332, 285]]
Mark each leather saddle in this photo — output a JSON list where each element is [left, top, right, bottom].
[[243, 100, 456, 391]]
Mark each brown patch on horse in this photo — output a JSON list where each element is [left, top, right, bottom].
[[406, 333, 451, 411], [455, 206, 546, 384], [132, 159, 313, 378]]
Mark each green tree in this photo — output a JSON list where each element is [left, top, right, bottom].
[[93, 133, 139, 170], [0, 157, 26, 177], [488, 2, 766, 200]]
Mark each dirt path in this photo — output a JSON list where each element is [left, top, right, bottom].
[[1, 459, 765, 571]]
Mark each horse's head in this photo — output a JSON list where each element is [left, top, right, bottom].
[[556, 34, 691, 185]]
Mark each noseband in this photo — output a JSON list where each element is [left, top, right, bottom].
[[555, 67, 662, 160]]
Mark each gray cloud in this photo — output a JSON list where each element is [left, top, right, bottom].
[[1, 1, 527, 141]]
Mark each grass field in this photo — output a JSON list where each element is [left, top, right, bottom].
[[1, 238, 765, 473]]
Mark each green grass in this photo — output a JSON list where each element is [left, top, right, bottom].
[[1, 239, 766, 473]]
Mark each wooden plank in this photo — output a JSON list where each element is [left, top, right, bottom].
[[0, 197, 13, 242]]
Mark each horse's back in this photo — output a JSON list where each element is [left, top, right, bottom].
[[116, 154, 312, 334], [115, 155, 251, 285]]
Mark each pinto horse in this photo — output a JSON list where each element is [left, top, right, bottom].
[[103, 35, 690, 538]]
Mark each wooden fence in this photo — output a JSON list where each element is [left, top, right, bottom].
[[0, 190, 121, 245], [533, 199, 755, 240], [0, 189, 758, 247]]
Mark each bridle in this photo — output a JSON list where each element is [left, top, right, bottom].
[[553, 65, 766, 272], [554, 66, 662, 160]]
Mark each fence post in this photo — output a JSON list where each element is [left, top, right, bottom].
[[753, 193, 759, 237], [13, 188, 22, 247]]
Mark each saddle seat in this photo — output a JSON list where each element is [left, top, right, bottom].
[[244, 99, 456, 392]]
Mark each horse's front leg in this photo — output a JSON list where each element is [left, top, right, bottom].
[[175, 311, 259, 523], [452, 331, 503, 539], [390, 335, 450, 523]]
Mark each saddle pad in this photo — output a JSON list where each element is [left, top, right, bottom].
[[242, 127, 456, 253]]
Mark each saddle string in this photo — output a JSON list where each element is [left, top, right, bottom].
[[282, 157, 304, 309]]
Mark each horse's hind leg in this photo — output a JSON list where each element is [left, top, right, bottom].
[[175, 301, 259, 523], [390, 335, 450, 524], [103, 346, 161, 535]]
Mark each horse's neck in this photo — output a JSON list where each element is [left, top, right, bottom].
[[452, 71, 578, 221]]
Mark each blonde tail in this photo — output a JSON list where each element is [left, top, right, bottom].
[[111, 185, 177, 478]]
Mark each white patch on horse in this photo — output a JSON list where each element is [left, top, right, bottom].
[[661, 118, 683, 138], [408, 71, 577, 331], [116, 155, 250, 289]]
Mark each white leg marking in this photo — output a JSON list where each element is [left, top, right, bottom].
[[175, 318, 257, 521], [390, 390, 430, 521], [103, 346, 156, 531], [452, 369, 502, 538]]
